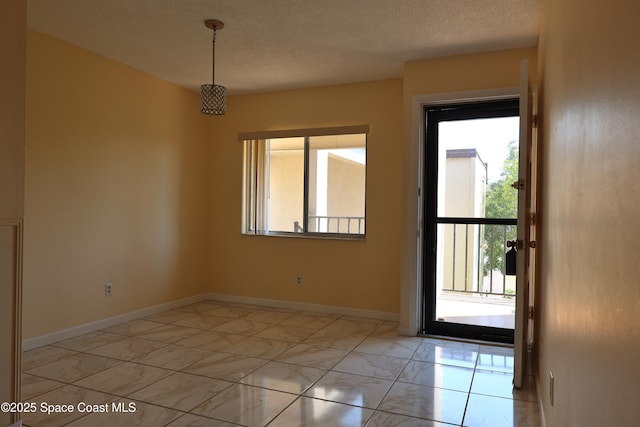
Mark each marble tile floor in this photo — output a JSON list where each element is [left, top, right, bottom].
[[20, 300, 541, 426]]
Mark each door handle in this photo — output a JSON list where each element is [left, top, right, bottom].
[[511, 179, 525, 190], [507, 240, 536, 249], [507, 239, 524, 250]]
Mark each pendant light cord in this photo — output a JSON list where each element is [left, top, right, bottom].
[[212, 26, 217, 85]]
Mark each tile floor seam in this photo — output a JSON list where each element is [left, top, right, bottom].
[[172, 358, 310, 403], [267, 394, 379, 426], [262, 395, 303, 427], [128, 390, 212, 415], [241, 382, 315, 398], [373, 373, 401, 419], [458, 343, 483, 426], [366, 406, 462, 427]]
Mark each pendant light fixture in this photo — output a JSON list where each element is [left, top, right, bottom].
[[201, 19, 226, 115]]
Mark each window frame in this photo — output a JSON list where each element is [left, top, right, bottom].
[[240, 125, 369, 239]]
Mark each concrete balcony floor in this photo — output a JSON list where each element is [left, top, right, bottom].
[[437, 292, 516, 329]]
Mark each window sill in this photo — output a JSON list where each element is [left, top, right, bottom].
[[242, 231, 366, 241]]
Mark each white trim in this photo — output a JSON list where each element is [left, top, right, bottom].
[[400, 87, 520, 337], [22, 294, 206, 350], [415, 87, 519, 107], [238, 125, 369, 141], [205, 293, 399, 322], [22, 293, 400, 350]]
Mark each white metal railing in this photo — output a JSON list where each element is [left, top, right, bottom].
[[441, 221, 516, 297], [293, 215, 365, 234]]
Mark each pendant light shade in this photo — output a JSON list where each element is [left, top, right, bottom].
[[201, 84, 226, 115], [201, 19, 226, 115]]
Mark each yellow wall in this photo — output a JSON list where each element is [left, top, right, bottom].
[[208, 80, 403, 313], [403, 48, 537, 98], [536, 0, 640, 425], [0, 1, 25, 423], [23, 30, 210, 338]]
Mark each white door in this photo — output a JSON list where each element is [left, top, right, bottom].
[[514, 59, 534, 388]]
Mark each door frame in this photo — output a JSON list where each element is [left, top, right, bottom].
[[422, 98, 520, 343], [399, 87, 521, 339]]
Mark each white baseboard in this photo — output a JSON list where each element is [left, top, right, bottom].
[[22, 294, 207, 351], [204, 293, 400, 322], [23, 293, 401, 351]]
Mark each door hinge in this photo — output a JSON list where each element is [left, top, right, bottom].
[[528, 306, 534, 319], [529, 212, 536, 225], [532, 114, 538, 128]]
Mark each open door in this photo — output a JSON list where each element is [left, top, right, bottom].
[[422, 99, 520, 343], [514, 59, 534, 388]]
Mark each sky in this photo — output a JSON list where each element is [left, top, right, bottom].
[[439, 116, 520, 183]]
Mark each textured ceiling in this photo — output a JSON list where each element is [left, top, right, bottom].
[[27, 0, 542, 94]]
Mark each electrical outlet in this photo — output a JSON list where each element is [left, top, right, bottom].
[[105, 282, 113, 297], [296, 274, 303, 286], [549, 371, 554, 406]]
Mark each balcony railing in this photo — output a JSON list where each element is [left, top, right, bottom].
[[438, 218, 517, 298], [293, 216, 365, 234]]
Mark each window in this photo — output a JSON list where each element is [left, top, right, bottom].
[[241, 126, 367, 237]]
